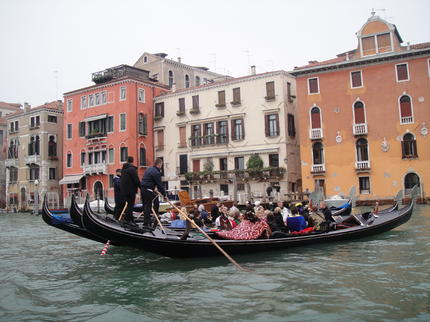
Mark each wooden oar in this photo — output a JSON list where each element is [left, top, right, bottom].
[[154, 191, 250, 272], [118, 201, 128, 221], [150, 195, 167, 234]]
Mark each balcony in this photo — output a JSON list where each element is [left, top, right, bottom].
[[83, 163, 107, 175], [25, 155, 41, 165], [401, 116, 414, 124], [189, 108, 200, 114], [29, 124, 40, 130], [353, 123, 368, 135], [155, 145, 164, 151], [5, 159, 17, 167], [309, 128, 323, 140], [86, 132, 107, 140], [355, 160, 371, 172], [311, 164, 325, 174]]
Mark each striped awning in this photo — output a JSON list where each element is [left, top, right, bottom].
[[59, 174, 84, 185]]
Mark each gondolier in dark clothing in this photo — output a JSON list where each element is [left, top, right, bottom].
[[141, 158, 166, 227], [319, 201, 334, 222], [113, 169, 123, 219], [120, 156, 142, 225]]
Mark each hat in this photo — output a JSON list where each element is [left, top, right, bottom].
[[255, 201, 261, 206], [295, 202, 302, 207]]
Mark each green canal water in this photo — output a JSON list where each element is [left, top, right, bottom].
[[1, 205, 429, 321]]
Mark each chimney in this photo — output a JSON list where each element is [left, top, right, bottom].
[[24, 102, 31, 112], [177, 57, 181, 63], [250, 65, 256, 75], [346, 52, 350, 61], [171, 83, 177, 92], [407, 42, 410, 50]]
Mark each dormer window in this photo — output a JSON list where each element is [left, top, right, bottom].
[[361, 32, 392, 56]]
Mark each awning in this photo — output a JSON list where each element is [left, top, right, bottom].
[[59, 174, 84, 185], [84, 114, 107, 122]]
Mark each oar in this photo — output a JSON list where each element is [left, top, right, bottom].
[[118, 201, 128, 221], [153, 190, 251, 272], [150, 193, 167, 234]]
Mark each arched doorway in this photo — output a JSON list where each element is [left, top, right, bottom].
[[404, 172, 421, 195], [94, 181, 104, 200], [20, 187, 27, 211]]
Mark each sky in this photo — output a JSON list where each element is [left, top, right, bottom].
[[0, 0, 429, 107]]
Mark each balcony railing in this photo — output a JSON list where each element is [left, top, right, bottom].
[[5, 159, 17, 167], [355, 160, 370, 170], [189, 134, 228, 147], [25, 155, 41, 165], [83, 163, 107, 175], [85, 132, 107, 139], [353, 123, 368, 135], [309, 128, 323, 140], [401, 116, 414, 124], [311, 164, 325, 174]]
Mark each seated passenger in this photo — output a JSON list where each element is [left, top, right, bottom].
[[267, 209, 287, 233], [215, 206, 233, 231], [307, 206, 325, 230], [285, 206, 307, 232], [216, 210, 271, 240], [192, 209, 204, 227]]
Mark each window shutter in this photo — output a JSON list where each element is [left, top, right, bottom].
[[143, 114, 147, 135], [397, 64, 408, 81], [412, 140, 418, 157], [354, 103, 365, 123], [231, 119, 236, 140], [351, 72, 362, 87], [265, 115, 269, 136], [193, 159, 200, 172], [276, 114, 280, 136], [266, 81, 275, 98], [401, 139, 406, 158], [242, 119, 245, 139], [309, 78, 318, 94], [311, 108, 321, 128], [400, 96, 412, 117], [233, 88, 240, 102]]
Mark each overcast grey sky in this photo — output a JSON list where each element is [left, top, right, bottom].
[[1, 0, 429, 107]]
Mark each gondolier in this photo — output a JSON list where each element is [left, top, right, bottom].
[[120, 156, 142, 225], [141, 158, 166, 227], [113, 169, 123, 219]]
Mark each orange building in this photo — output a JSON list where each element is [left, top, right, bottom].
[[291, 14, 430, 202], [61, 65, 168, 205]]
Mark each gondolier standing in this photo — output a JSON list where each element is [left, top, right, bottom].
[[113, 169, 123, 219], [120, 156, 142, 225], [141, 158, 166, 227]]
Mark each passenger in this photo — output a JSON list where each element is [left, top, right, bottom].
[[285, 205, 307, 232], [192, 209, 204, 227], [215, 206, 232, 231], [278, 201, 291, 221], [229, 207, 242, 225], [255, 205, 266, 220], [308, 205, 325, 230], [319, 201, 334, 223], [216, 210, 271, 240], [273, 207, 288, 232], [210, 202, 221, 223], [198, 204, 210, 222]]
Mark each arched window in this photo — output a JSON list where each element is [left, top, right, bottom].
[[139, 145, 147, 166], [312, 142, 324, 164], [94, 181, 103, 200], [356, 138, 369, 161], [35, 135, 40, 155], [399, 95, 413, 124], [168, 70, 174, 89], [66, 152, 72, 168], [185, 74, 190, 88], [353, 101, 365, 124], [195, 76, 201, 86], [402, 133, 417, 158], [138, 113, 147, 135], [404, 173, 420, 190], [28, 136, 35, 155], [48, 135, 57, 157], [310, 107, 321, 129]]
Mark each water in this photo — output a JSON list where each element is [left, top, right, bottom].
[[1, 206, 429, 322]]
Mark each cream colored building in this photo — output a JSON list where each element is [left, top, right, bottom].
[[5, 101, 63, 211], [153, 70, 301, 202], [134, 52, 231, 90]]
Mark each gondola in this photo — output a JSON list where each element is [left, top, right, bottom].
[[42, 195, 120, 245], [104, 197, 144, 215], [81, 188, 416, 258]]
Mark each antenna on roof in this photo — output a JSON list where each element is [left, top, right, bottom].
[[372, 8, 392, 20], [54, 70, 59, 100]]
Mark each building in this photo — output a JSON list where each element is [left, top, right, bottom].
[[134, 52, 231, 90], [291, 13, 430, 202], [61, 65, 168, 206], [5, 101, 63, 211], [0, 102, 22, 209], [153, 69, 300, 203]]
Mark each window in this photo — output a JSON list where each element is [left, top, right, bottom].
[[265, 81, 275, 99], [66, 153, 72, 168], [193, 159, 200, 172], [155, 102, 164, 118], [138, 88, 145, 102], [310, 107, 321, 129], [359, 177, 370, 194], [120, 87, 126, 100], [308, 78, 319, 94], [191, 124, 201, 147], [88, 152, 93, 165], [95, 93, 100, 105], [138, 113, 147, 135], [353, 101, 366, 124], [48, 135, 57, 157], [377, 33, 391, 52], [217, 90, 226, 107], [179, 154, 188, 174], [80, 151, 86, 166], [287, 82, 294, 101], [234, 157, 244, 170], [101, 91, 107, 104], [287, 113, 296, 137], [404, 173, 420, 190], [139, 147, 146, 166], [143, 56, 148, 63], [265, 114, 279, 137], [399, 95, 413, 124], [195, 76, 201, 86], [120, 147, 128, 162], [356, 138, 369, 161], [219, 158, 228, 171], [89, 94, 94, 107], [79, 122, 86, 137], [203, 123, 214, 145], [220, 184, 229, 196], [28, 136, 39, 156], [109, 174, 114, 188], [88, 119, 106, 137], [402, 133, 418, 158], [396, 63, 409, 82], [108, 148, 114, 164], [312, 142, 324, 164], [81, 96, 87, 109], [428, 59, 430, 77], [156, 130, 164, 150], [8, 138, 19, 158], [179, 126, 187, 147], [237, 183, 245, 191], [107, 116, 114, 132], [351, 71, 363, 88], [232, 87, 241, 104], [67, 124, 72, 139], [120, 113, 126, 131], [217, 120, 228, 144], [9, 120, 19, 133], [192, 95, 199, 110], [49, 168, 56, 180], [29, 165, 40, 181], [168, 70, 174, 89], [30, 115, 40, 129], [9, 167, 18, 183], [231, 119, 244, 141], [67, 99, 72, 112], [269, 154, 279, 167], [178, 98, 185, 113], [47, 115, 57, 123], [185, 75, 190, 88]]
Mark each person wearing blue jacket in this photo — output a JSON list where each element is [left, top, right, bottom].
[[141, 158, 166, 227], [112, 169, 123, 219]]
